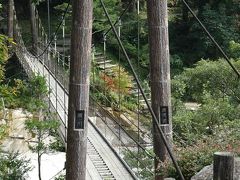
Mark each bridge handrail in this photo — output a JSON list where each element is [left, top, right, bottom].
[[12, 3, 155, 178]]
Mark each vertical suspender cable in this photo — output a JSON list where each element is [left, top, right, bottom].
[[99, 0, 185, 179], [92, 47, 96, 121], [47, 0, 51, 39], [181, 0, 240, 78], [62, 17, 65, 65], [118, 19, 121, 154], [103, 34, 107, 137], [137, 0, 140, 176]]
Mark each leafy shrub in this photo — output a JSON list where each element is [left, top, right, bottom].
[[1, 75, 48, 111], [229, 41, 240, 59], [0, 34, 9, 82], [0, 152, 31, 179], [172, 59, 240, 103], [0, 124, 8, 141]]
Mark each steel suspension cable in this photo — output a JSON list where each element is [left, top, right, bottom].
[[103, 0, 135, 37], [181, 0, 240, 78], [91, 0, 135, 49], [31, 0, 70, 58], [90, 95, 155, 159], [99, 0, 185, 179], [137, 0, 140, 175], [118, 20, 121, 154]]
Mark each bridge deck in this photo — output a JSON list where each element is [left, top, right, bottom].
[[17, 50, 135, 180]]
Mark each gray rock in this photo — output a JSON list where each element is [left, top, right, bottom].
[[0, 119, 6, 125], [191, 157, 240, 180]]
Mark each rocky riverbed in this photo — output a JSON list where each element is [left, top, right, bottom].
[[0, 109, 65, 180]]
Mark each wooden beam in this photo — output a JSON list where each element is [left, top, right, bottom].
[[214, 152, 234, 180]]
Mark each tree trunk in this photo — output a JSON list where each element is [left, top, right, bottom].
[[147, 0, 172, 179], [38, 152, 42, 180], [8, 0, 14, 38], [29, 0, 38, 54], [66, 0, 93, 179]]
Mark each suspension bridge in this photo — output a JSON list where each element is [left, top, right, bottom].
[[7, 0, 239, 179], [11, 2, 155, 180]]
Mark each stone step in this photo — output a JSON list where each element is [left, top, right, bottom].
[[56, 46, 70, 53], [94, 52, 103, 56], [131, 89, 150, 95], [139, 98, 151, 103], [95, 60, 112, 65], [98, 64, 117, 69], [56, 42, 71, 47], [94, 56, 106, 61]]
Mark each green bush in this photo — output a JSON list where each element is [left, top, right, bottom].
[[0, 152, 31, 179], [1, 75, 49, 111], [172, 59, 240, 103]]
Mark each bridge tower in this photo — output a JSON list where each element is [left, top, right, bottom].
[[66, 0, 93, 179], [7, 0, 13, 38], [147, 0, 172, 179]]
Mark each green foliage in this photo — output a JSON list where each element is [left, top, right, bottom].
[[25, 116, 60, 179], [92, 64, 137, 111], [54, 3, 72, 19], [192, 4, 239, 58], [169, 1, 240, 64], [93, 0, 120, 33], [25, 119, 59, 136], [49, 134, 65, 152], [0, 34, 9, 82], [25, 118, 60, 179], [0, 152, 31, 179], [123, 149, 154, 179], [229, 41, 240, 59], [170, 54, 184, 75], [172, 59, 240, 103], [168, 58, 240, 178], [0, 124, 8, 141], [173, 97, 240, 144], [1, 75, 49, 111], [55, 175, 65, 180], [167, 140, 218, 180]]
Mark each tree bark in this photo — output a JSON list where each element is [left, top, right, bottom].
[[29, 0, 38, 54], [147, 0, 172, 179], [66, 0, 93, 179], [8, 0, 14, 38], [38, 151, 42, 180]]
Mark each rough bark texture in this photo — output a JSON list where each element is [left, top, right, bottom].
[[147, 0, 172, 179], [66, 0, 93, 179], [8, 0, 14, 38], [29, 1, 38, 54], [213, 152, 234, 180]]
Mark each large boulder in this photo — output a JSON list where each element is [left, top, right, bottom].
[[191, 158, 240, 180]]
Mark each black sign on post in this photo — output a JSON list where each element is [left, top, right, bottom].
[[160, 106, 169, 124], [74, 110, 85, 130]]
